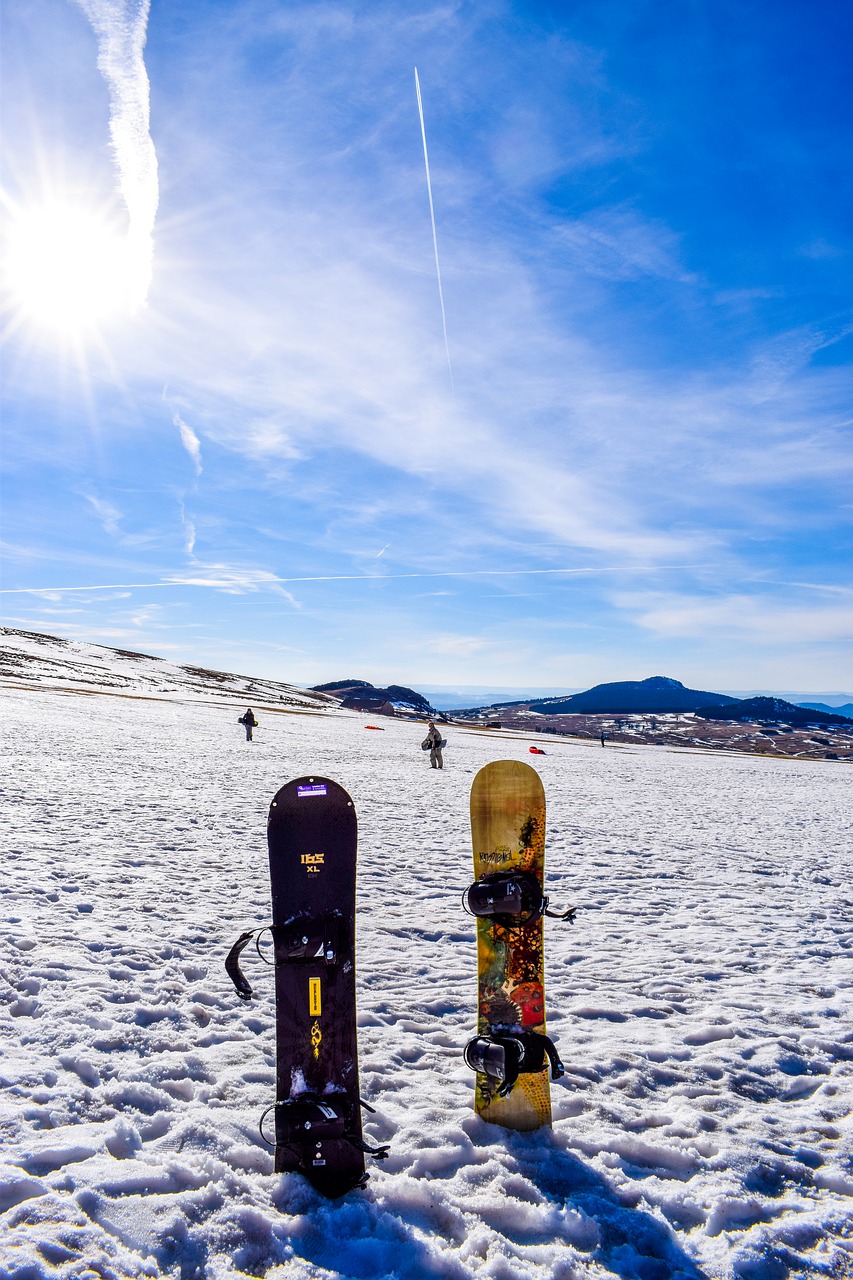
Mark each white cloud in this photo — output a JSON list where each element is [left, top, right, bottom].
[[554, 206, 696, 283], [174, 414, 203, 475], [164, 563, 300, 606], [748, 321, 853, 398], [618, 590, 853, 645], [82, 493, 122, 537], [74, 0, 158, 309], [127, 603, 161, 626], [426, 634, 490, 656], [183, 520, 197, 556]]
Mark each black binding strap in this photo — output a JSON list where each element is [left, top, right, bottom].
[[225, 914, 344, 1000], [259, 1096, 389, 1161], [225, 930, 257, 1000], [348, 1135, 390, 1159], [464, 1030, 565, 1097], [541, 1035, 565, 1080], [463, 871, 544, 925], [545, 904, 577, 923]]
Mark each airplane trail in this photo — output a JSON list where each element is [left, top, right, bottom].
[[415, 67, 453, 391], [2, 566, 707, 594]]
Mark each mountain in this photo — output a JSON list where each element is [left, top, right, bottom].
[[0, 628, 337, 709], [527, 676, 738, 715], [798, 701, 853, 719], [419, 686, 582, 712], [697, 696, 853, 727], [313, 678, 373, 693], [312, 679, 435, 715]]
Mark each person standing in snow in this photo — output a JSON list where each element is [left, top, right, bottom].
[[239, 708, 258, 741], [600, 730, 606, 747], [424, 720, 444, 770]]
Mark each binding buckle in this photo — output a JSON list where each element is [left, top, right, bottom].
[[272, 914, 341, 964]]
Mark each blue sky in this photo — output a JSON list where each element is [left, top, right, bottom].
[[1, 0, 851, 693]]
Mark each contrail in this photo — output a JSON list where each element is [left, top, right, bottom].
[[75, 0, 159, 310], [415, 67, 453, 391], [1, 565, 707, 594]]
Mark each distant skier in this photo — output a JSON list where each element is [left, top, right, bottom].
[[424, 720, 444, 770], [239, 708, 258, 742], [600, 731, 606, 747]]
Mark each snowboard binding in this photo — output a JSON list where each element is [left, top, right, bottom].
[[271, 914, 342, 965], [463, 871, 576, 927], [259, 1095, 390, 1161], [464, 1030, 565, 1097], [225, 913, 344, 1000]]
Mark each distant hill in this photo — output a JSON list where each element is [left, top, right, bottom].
[[698, 696, 853, 727], [528, 676, 738, 715], [798, 701, 853, 719], [0, 628, 339, 708], [312, 679, 435, 716], [313, 678, 373, 693]]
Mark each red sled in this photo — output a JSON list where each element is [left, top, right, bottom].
[[529, 746, 546, 755]]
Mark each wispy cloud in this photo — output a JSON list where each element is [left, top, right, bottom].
[[618, 591, 853, 645], [554, 206, 696, 283], [82, 493, 122, 537], [427, 633, 490, 656], [74, 0, 158, 309], [173, 413, 203, 476], [748, 321, 853, 397], [180, 510, 196, 556], [164, 564, 300, 606]]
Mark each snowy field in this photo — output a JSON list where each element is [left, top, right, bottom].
[[1, 686, 851, 1280]]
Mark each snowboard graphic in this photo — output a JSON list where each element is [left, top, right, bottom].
[[467, 760, 561, 1130], [226, 776, 386, 1197]]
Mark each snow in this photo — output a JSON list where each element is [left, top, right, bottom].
[[1, 682, 851, 1280], [0, 628, 338, 709]]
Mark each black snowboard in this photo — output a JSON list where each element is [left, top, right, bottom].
[[266, 776, 366, 1196], [225, 776, 381, 1196]]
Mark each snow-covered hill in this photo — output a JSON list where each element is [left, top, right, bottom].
[[1, 683, 851, 1279], [0, 629, 339, 711]]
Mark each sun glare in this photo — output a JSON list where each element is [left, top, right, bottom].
[[5, 201, 139, 336]]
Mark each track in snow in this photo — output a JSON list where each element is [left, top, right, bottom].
[[1, 687, 851, 1279]]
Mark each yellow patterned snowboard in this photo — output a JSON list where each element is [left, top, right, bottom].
[[470, 760, 551, 1130]]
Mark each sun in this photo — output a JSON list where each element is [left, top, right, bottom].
[[4, 199, 141, 337]]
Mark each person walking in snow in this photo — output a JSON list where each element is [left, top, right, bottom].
[[239, 708, 258, 742], [424, 720, 444, 770]]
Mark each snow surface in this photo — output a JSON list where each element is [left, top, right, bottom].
[[0, 628, 338, 709], [1, 685, 851, 1280]]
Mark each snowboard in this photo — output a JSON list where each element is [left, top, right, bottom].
[[469, 760, 552, 1130], [266, 776, 367, 1195], [225, 776, 382, 1197]]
